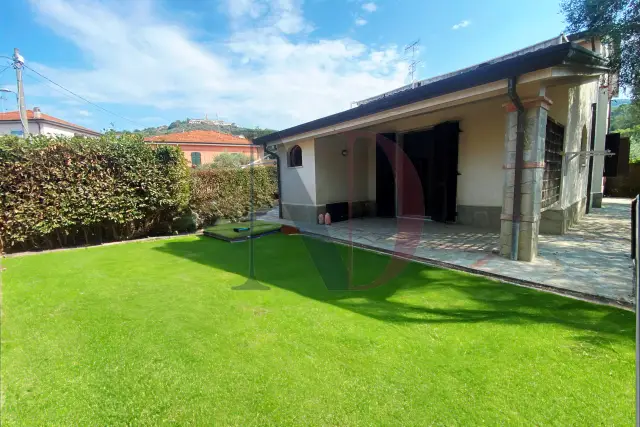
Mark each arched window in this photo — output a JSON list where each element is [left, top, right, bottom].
[[288, 145, 302, 167]]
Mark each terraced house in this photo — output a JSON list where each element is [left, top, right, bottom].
[[254, 33, 623, 261]]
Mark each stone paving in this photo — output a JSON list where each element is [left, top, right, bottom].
[[260, 198, 634, 306]]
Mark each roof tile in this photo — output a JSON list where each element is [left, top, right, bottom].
[[144, 130, 250, 144]]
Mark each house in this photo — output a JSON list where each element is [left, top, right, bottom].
[[145, 130, 263, 167], [253, 33, 617, 261], [0, 107, 101, 137]]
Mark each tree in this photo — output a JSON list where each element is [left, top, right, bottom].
[[610, 103, 640, 130], [206, 152, 251, 169], [168, 120, 182, 130], [562, 0, 639, 102]]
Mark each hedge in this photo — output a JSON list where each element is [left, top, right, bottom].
[[0, 133, 190, 253], [190, 167, 277, 224]]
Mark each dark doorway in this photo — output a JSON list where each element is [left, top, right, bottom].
[[375, 133, 396, 217], [400, 122, 460, 222], [402, 130, 433, 217]]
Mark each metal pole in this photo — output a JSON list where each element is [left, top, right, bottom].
[[12, 48, 29, 137], [249, 146, 255, 280], [633, 195, 640, 427]]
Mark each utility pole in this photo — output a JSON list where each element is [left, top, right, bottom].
[[12, 48, 29, 137]]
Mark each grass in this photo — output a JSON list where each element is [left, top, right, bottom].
[[203, 221, 281, 241], [0, 233, 635, 425]]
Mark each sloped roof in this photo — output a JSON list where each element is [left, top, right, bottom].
[[0, 110, 100, 135], [144, 130, 250, 144]]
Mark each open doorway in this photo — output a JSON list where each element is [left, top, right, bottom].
[[397, 121, 460, 222], [375, 133, 396, 217]]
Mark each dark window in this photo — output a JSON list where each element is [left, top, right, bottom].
[[542, 118, 564, 211], [288, 145, 302, 167], [191, 152, 202, 166]]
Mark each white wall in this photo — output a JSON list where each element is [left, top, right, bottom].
[[40, 123, 77, 137], [0, 122, 40, 135], [314, 134, 371, 205], [0, 121, 95, 137], [278, 138, 317, 206]]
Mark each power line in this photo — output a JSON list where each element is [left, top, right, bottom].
[[0, 64, 11, 79], [22, 69, 105, 112], [22, 63, 138, 125]]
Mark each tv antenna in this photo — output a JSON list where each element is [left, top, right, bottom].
[[404, 39, 421, 87]]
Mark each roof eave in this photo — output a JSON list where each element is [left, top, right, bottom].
[[254, 42, 608, 145]]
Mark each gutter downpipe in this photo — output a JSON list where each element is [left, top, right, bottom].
[[507, 76, 525, 261], [263, 143, 283, 219]]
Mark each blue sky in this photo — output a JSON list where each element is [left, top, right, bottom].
[[0, 0, 568, 132]]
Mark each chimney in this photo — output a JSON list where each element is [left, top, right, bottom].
[[33, 107, 42, 119]]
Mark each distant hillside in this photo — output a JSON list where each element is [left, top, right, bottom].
[[130, 118, 277, 141], [612, 98, 631, 108]]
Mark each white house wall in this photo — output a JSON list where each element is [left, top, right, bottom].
[[40, 123, 77, 137], [0, 121, 95, 137], [314, 134, 371, 206], [561, 81, 598, 210], [278, 81, 604, 232], [0, 122, 40, 135], [278, 138, 319, 223]]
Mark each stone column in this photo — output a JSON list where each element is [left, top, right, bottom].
[[499, 97, 552, 261]]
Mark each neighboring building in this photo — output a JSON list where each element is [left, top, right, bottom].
[[145, 130, 263, 167], [0, 107, 101, 137], [254, 33, 618, 262], [188, 115, 234, 127]]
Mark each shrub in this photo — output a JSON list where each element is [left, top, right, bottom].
[[190, 167, 277, 224], [205, 152, 251, 169], [0, 133, 190, 252]]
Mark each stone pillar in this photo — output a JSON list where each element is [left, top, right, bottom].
[[499, 97, 552, 261]]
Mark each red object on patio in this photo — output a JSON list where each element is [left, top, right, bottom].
[[281, 225, 300, 235]]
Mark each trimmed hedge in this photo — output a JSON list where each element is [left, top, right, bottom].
[[190, 167, 277, 224], [0, 133, 190, 253]]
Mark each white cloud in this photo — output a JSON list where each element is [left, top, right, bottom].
[[77, 109, 91, 116], [224, 0, 310, 35], [451, 20, 470, 30], [26, 0, 409, 129], [355, 18, 368, 26], [362, 2, 377, 13]]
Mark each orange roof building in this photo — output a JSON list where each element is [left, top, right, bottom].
[[0, 107, 101, 137], [144, 130, 262, 167]]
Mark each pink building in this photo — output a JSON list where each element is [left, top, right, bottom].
[[145, 130, 263, 167]]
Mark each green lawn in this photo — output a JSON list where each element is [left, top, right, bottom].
[[1, 234, 635, 425]]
